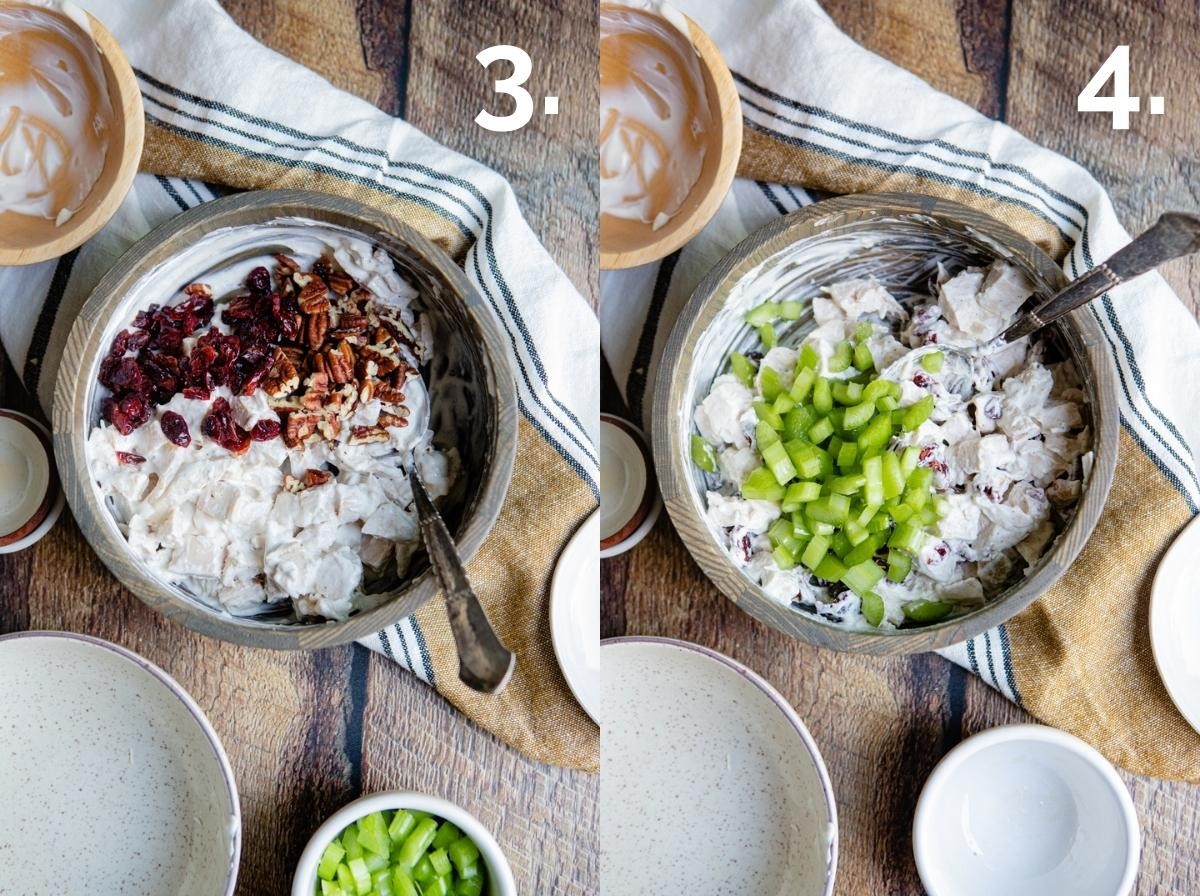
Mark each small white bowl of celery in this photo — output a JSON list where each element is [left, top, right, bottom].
[[293, 792, 516, 896]]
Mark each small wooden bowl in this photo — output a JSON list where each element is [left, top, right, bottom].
[[53, 191, 518, 650], [653, 193, 1119, 655], [0, 3, 144, 266], [599, 6, 743, 270]]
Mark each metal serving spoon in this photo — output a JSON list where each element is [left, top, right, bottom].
[[1002, 212, 1200, 342]]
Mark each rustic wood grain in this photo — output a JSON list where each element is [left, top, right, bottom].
[[0, 3, 597, 895], [606, 2, 1200, 893]]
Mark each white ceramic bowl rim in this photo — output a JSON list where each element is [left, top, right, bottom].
[[603, 635, 839, 894], [292, 790, 517, 896], [913, 723, 1140, 896], [0, 629, 241, 895]]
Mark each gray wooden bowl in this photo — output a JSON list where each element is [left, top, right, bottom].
[[54, 191, 517, 650], [653, 193, 1118, 654]]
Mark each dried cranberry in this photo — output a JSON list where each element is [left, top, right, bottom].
[[239, 355, 274, 395], [934, 543, 949, 558], [201, 398, 251, 455], [312, 258, 332, 280], [160, 411, 191, 447], [182, 386, 211, 401], [912, 372, 931, 388], [109, 329, 131, 357], [109, 395, 150, 435], [246, 266, 271, 295], [250, 419, 281, 441], [740, 533, 753, 563], [107, 357, 148, 394], [918, 446, 936, 462], [927, 333, 939, 344], [116, 451, 146, 465]]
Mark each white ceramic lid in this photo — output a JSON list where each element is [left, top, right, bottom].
[[1150, 512, 1200, 733], [599, 414, 661, 556], [602, 637, 837, 894], [0, 412, 50, 537], [913, 724, 1139, 896], [550, 511, 601, 722]]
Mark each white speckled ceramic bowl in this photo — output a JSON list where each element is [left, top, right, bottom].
[[601, 637, 837, 894], [913, 724, 1140, 896], [0, 631, 240, 894], [292, 791, 516, 896]]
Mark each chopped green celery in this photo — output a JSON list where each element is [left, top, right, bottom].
[[791, 515, 812, 539], [808, 493, 850, 524], [808, 417, 834, 444], [828, 340, 853, 373], [857, 414, 892, 455], [900, 445, 921, 477], [391, 868, 419, 896], [762, 440, 798, 485], [875, 395, 899, 412], [336, 863, 356, 893], [861, 379, 890, 402], [412, 856, 436, 883], [853, 340, 874, 371], [358, 812, 391, 858], [754, 401, 785, 431], [754, 424, 780, 456], [860, 591, 886, 626], [906, 487, 930, 512], [783, 405, 815, 440], [799, 343, 821, 370], [843, 520, 869, 547], [422, 875, 451, 896], [772, 544, 797, 570], [830, 473, 866, 495], [758, 322, 778, 349], [760, 366, 784, 401], [808, 520, 836, 537], [888, 502, 915, 523], [918, 505, 940, 526], [854, 320, 874, 341], [456, 877, 484, 896], [318, 841, 347, 881], [768, 518, 795, 547], [854, 503, 878, 529], [843, 401, 874, 431], [772, 393, 795, 415], [901, 394, 936, 430], [320, 881, 345, 896], [398, 818, 439, 869], [887, 550, 913, 583], [814, 446, 835, 478], [828, 407, 845, 432], [343, 828, 363, 861], [364, 852, 389, 873], [812, 377, 833, 414], [347, 857, 372, 895], [862, 455, 884, 506], [845, 533, 885, 566], [831, 380, 864, 406], [371, 869, 394, 896], [921, 350, 945, 373], [842, 559, 885, 597], [783, 440, 820, 478], [891, 408, 907, 428], [780, 299, 804, 319], [741, 467, 785, 502], [690, 435, 718, 473], [904, 599, 954, 622], [907, 463, 933, 492], [800, 534, 830, 571], [867, 512, 891, 533], [888, 522, 925, 554], [881, 452, 905, 499], [448, 837, 482, 878], [782, 481, 821, 510], [830, 530, 852, 558], [745, 301, 782, 326], [789, 366, 817, 402], [836, 441, 858, 469], [429, 848, 453, 877], [813, 554, 847, 582], [432, 824, 461, 852], [388, 810, 417, 844], [730, 352, 757, 387]]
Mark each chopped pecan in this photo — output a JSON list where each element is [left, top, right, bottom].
[[274, 253, 300, 273], [359, 379, 376, 403], [303, 468, 333, 488], [263, 348, 300, 399], [300, 371, 331, 410], [327, 271, 355, 296], [348, 424, 390, 445], [378, 410, 410, 429], [325, 341, 355, 384], [306, 310, 330, 350], [283, 412, 320, 448], [297, 280, 331, 314], [283, 474, 305, 493], [359, 345, 399, 376], [317, 417, 343, 441], [375, 384, 406, 404], [183, 282, 213, 299]]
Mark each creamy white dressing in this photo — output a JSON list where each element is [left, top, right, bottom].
[[694, 262, 1090, 630]]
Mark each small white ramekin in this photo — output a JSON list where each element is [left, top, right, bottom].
[[913, 724, 1140, 896], [292, 791, 517, 896]]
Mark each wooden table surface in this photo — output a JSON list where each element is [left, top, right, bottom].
[[0, 2, 597, 895], [602, 2, 1200, 894]]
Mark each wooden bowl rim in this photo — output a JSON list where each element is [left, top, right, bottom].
[[52, 190, 518, 650], [652, 192, 1120, 655], [598, 7, 744, 270], [0, 5, 145, 266]]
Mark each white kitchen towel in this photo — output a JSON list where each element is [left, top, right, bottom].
[[0, 0, 600, 766], [602, 0, 1200, 778]]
